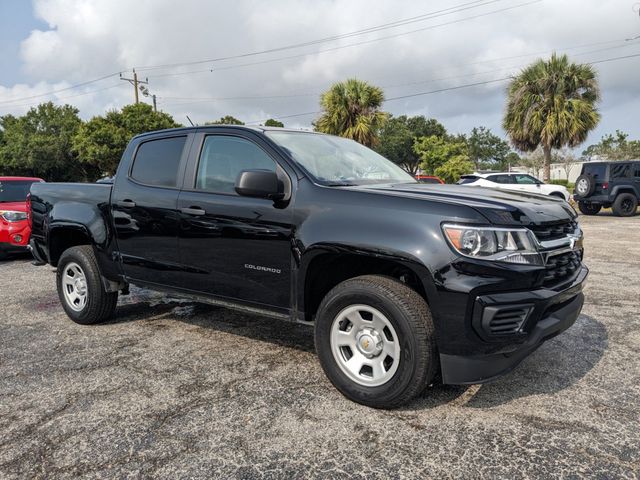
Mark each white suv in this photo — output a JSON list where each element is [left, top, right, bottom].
[[457, 172, 571, 201]]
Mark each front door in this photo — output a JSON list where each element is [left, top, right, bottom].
[[176, 133, 294, 310], [111, 134, 190, 286]]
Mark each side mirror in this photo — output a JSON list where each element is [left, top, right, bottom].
[[235, 169, 284, 200]]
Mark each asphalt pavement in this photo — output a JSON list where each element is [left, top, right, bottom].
[[0, 213, 639, 479]]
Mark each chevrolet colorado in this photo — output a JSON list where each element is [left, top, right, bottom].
[[29, 126, 587, 408]]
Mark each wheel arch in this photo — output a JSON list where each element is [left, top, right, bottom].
[[297, 244, 438, 324]]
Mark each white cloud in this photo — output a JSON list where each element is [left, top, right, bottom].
[[0, 0, 639, 147]]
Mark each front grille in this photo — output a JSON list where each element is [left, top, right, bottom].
[[486, 307, 531, 335], [543, 250, 581, 287], [528, 221, 578, 242]]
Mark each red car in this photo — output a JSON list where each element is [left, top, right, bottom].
[[415, 175, 445, 184], [0, 177, 44, 259]]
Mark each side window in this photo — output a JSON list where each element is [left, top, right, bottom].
[[488, 175, 510, 184], [634, 164, 640, 178], [195, 135, 276, 194], [515, 174, 538, 184], [611, 163, 631, 179], [130, 136, 187, 187]]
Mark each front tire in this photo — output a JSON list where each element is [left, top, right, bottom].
[[612, 193, 638, 217], [56, 245, 118, 324], [578, 202, 602, 216], [315, 275, 437, 409]]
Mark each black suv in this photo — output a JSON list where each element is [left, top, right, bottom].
[[574, 161, 640, 216]]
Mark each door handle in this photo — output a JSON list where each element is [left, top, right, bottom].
[[180, 206, 206, 216], [117, 199, 136, 208]]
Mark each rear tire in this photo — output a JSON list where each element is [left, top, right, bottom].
[[612, 193, 638, 217], [56, 245, 118, 325], [315, 275, 437, 409], [578, 202, 602, 216]]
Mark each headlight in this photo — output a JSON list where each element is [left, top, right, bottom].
[[442, 224, 543, 265], [0, 211, 28, 222]]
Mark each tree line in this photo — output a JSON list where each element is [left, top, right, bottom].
[[0, 54, 636, 183]]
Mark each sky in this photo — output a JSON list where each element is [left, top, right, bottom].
[[0, 0, 639, 148]]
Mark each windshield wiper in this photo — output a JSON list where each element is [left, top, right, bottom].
[[325, 182, 358, 187]]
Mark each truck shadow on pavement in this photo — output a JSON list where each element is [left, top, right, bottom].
[[108, 289, 607, 409]]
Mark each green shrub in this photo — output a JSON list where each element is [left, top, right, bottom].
[[549, 179, 568, 186]]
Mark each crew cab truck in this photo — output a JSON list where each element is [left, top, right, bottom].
[[29, 126, 588, 408]]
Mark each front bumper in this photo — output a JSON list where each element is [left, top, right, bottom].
[[0, 219, 31, 247], [439, 266, 588, 384]]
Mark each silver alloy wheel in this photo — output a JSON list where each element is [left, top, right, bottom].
[[330, 304, 401, 387], [61, 262, 88, 312], [576, 178, 588, 195]]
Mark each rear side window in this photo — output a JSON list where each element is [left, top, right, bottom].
[[195, 135, 276, 194], [634, 163, 640, 178], [582, 164, 606, 179], [130, 136, 187, 187], [610, 163, 630, 179], [487, 175, 512, 184]]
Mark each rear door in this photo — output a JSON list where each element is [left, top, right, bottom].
[[111, 133, 193, 286], [176, 130, 295, 310]]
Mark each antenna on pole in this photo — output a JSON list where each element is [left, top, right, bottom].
[[186, 115, 195, 126]]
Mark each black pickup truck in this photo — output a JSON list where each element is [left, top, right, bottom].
[[29, 126, 588, 408]]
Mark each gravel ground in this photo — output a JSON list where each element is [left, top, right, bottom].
[[1, 213, 639, 479]]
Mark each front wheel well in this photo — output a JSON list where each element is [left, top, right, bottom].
[[49, 228, 92, 266], [302, 253, 429, 322]]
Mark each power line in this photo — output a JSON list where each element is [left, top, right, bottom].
[[156, 41, 640, 108], [136, 0, 509, 72], [245, 50, 640, 125], [0, 0, 531, 105], [0, 83, 126, 110], [0, 72, 121, 106]]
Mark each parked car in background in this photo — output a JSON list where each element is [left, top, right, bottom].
[[415, 175, 444, 184], [457, 172, 571, 201], [573, 161, 639, 216], [0, 177, 44, 259], [29, 126, 587, 408]]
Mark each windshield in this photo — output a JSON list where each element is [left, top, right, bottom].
[[266, 131, 416, 186], [0, 180, 36, 203]]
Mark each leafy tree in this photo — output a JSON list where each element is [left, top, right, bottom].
[[413, 135, 468, 175], [582, 130, 640, 160], [0, 102, 87, 181], [467, 126, 510, 170], [434, 155, 474, 183], [520, 148, 545, 178], [206, 115, 244, 125], [73, 103, 180, 177], [503, 53, 600, 181], [314, 78, 388, 147], [376, 115, 446, 174], [264, 118, 284, 127], [504, 151, 522, 170]]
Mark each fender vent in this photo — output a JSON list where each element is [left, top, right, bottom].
[[482, 305, 533, 336]]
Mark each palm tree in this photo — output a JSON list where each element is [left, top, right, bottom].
[[503, 54, 600, 181], [314, 79, 388, 147]]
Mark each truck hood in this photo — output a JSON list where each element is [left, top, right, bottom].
[[352, 183, 577, 226], [0, 201, 27, 213]]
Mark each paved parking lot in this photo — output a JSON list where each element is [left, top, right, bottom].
[[1, 214, 639, 479]]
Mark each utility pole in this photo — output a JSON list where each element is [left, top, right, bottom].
[[120, 69, 149, 104], [152, 94, 157, 112]]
